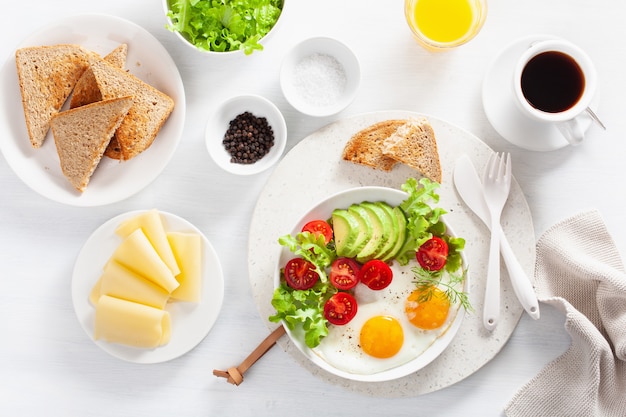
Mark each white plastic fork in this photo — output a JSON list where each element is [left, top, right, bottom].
[[482, 152, 512, 331]]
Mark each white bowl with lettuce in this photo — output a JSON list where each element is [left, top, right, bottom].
[[163, 0, 285, 56], [269, 180, 470, 382]]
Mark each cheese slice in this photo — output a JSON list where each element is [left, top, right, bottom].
[[168, 232, 202, 303], [116, 209, 180, 276], [89, 277, 103, 306], [94, 295, 171, 348], [111, 228, 179, 293], [91, 261, 170, 309]]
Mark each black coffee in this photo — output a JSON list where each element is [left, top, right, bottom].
[[520, 51, 585, 113]]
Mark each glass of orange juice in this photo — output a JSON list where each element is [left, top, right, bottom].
[[405, 0, 487, 50]]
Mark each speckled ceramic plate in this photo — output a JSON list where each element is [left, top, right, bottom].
[[248, 111, 536, 397]]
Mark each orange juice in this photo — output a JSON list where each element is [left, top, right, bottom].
[[405, 0, 487, 49]]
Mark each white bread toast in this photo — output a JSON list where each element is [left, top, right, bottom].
[[15, 44, 91, 148], [382, 117, 442, 183], [50, 96, 133, 192], [88, 55, 174, 160]]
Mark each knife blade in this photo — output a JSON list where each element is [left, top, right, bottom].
[[453, 155, 540, 320]]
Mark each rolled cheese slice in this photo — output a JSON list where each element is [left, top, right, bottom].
[[91, 261, 170, 309], [116, 209, 180, 276], [168, 231, 202, 303], [94, 295, 171, 348], [111, 228, 179, 293]]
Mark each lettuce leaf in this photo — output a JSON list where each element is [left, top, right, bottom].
[[277, 231, 336, 283], [269, 281, 335, 348], [395, 177, 448, 265], [269, 231, 337, 348], [165, 0, 283, 55]]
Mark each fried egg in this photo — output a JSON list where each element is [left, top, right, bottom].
[[312, 261, 462, 375]]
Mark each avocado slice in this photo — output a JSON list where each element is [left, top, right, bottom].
[[356, 202, 393, 263], [346, 204, 373, 258], [331, 209, 360, 257], [374, 201, 400, 260], [382, 206, 408, 261]]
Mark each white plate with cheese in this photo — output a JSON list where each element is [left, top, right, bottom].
[[0, 14, 185, 206], [71, 210, 224, 363]]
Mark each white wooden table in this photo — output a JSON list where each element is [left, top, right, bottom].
[[1, 0, 622, 415]]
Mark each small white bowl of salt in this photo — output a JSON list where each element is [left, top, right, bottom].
[[280, 37, 360, 117]]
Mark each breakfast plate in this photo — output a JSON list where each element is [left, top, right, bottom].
[[0, 14, 186, 206], [482, 35, 599, 152], [248, 110, 536, 396], [274, 186, 468, 382], [72, 210, 224, 364]]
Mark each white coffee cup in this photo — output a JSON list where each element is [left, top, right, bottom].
[[512, 39, 598, 146]]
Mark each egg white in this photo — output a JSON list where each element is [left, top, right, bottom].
[[312, 261, 462, 375]]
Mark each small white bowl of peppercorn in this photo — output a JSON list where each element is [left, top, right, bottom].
[[205, 94, 287, 175]]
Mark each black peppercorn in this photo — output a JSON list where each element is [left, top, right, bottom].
[[222, 112, 275, 164]]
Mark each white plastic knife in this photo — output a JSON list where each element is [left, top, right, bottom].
[[453, 155, 540, 320]]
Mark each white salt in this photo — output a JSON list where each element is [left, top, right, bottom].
[[291, 53, 347, 107]]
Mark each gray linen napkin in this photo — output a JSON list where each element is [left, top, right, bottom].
[[505, 210, 626, 417]]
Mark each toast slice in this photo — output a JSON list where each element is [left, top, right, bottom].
[[88, 55, 175, 160], [342, 120, 406, 172], [382, 117, 442, 183], [15, 44, 91, 148], [70, 43, 128, 109], [50, 96, 134, 192]]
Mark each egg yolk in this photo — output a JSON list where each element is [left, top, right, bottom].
[[359, 315, 404, 358], [405, 286, 450, 330]]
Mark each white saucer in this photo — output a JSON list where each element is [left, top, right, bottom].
[[482, 35, 599, 152]]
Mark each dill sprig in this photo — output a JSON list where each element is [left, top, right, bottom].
[[412, 266, 473, 312]]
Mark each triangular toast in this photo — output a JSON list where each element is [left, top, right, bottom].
[[382, 117, 442, 183], [342, 120, 405, 172], [15, 44, 91, 148], [50, 96, 134, 192], [88, 55, 174, 160], [70, 43, 128, 109]]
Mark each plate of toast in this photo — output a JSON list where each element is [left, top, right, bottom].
[[0, 14, 185, 206]]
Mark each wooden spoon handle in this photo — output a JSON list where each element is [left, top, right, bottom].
[[213, 326, 286, 385]]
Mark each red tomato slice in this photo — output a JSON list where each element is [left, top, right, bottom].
[[359, 259, 393, 290], [416, 236, 449, 271], [329, 257, 360, 290], [324, 292, 358, 325], [283, 258, 319, 290], [301, 220, 333, 244]]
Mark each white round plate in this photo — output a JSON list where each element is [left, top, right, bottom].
[[72, 210, 224, 364], [248, 111, 536, 397], [482, 35, 598, 152], [0, 14, 186, 206], [275, 186, 467, 382]]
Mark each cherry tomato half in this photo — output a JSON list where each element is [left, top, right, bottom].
[[329, 257, 360, 290], [359, 259, 393, 290], [301, 220, 333, 244], [416, 236, 449, 271], [324, 292, 358, 325], [283, 258, 319, 290]]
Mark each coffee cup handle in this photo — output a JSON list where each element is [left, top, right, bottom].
[[556, 117, 585, 146]]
